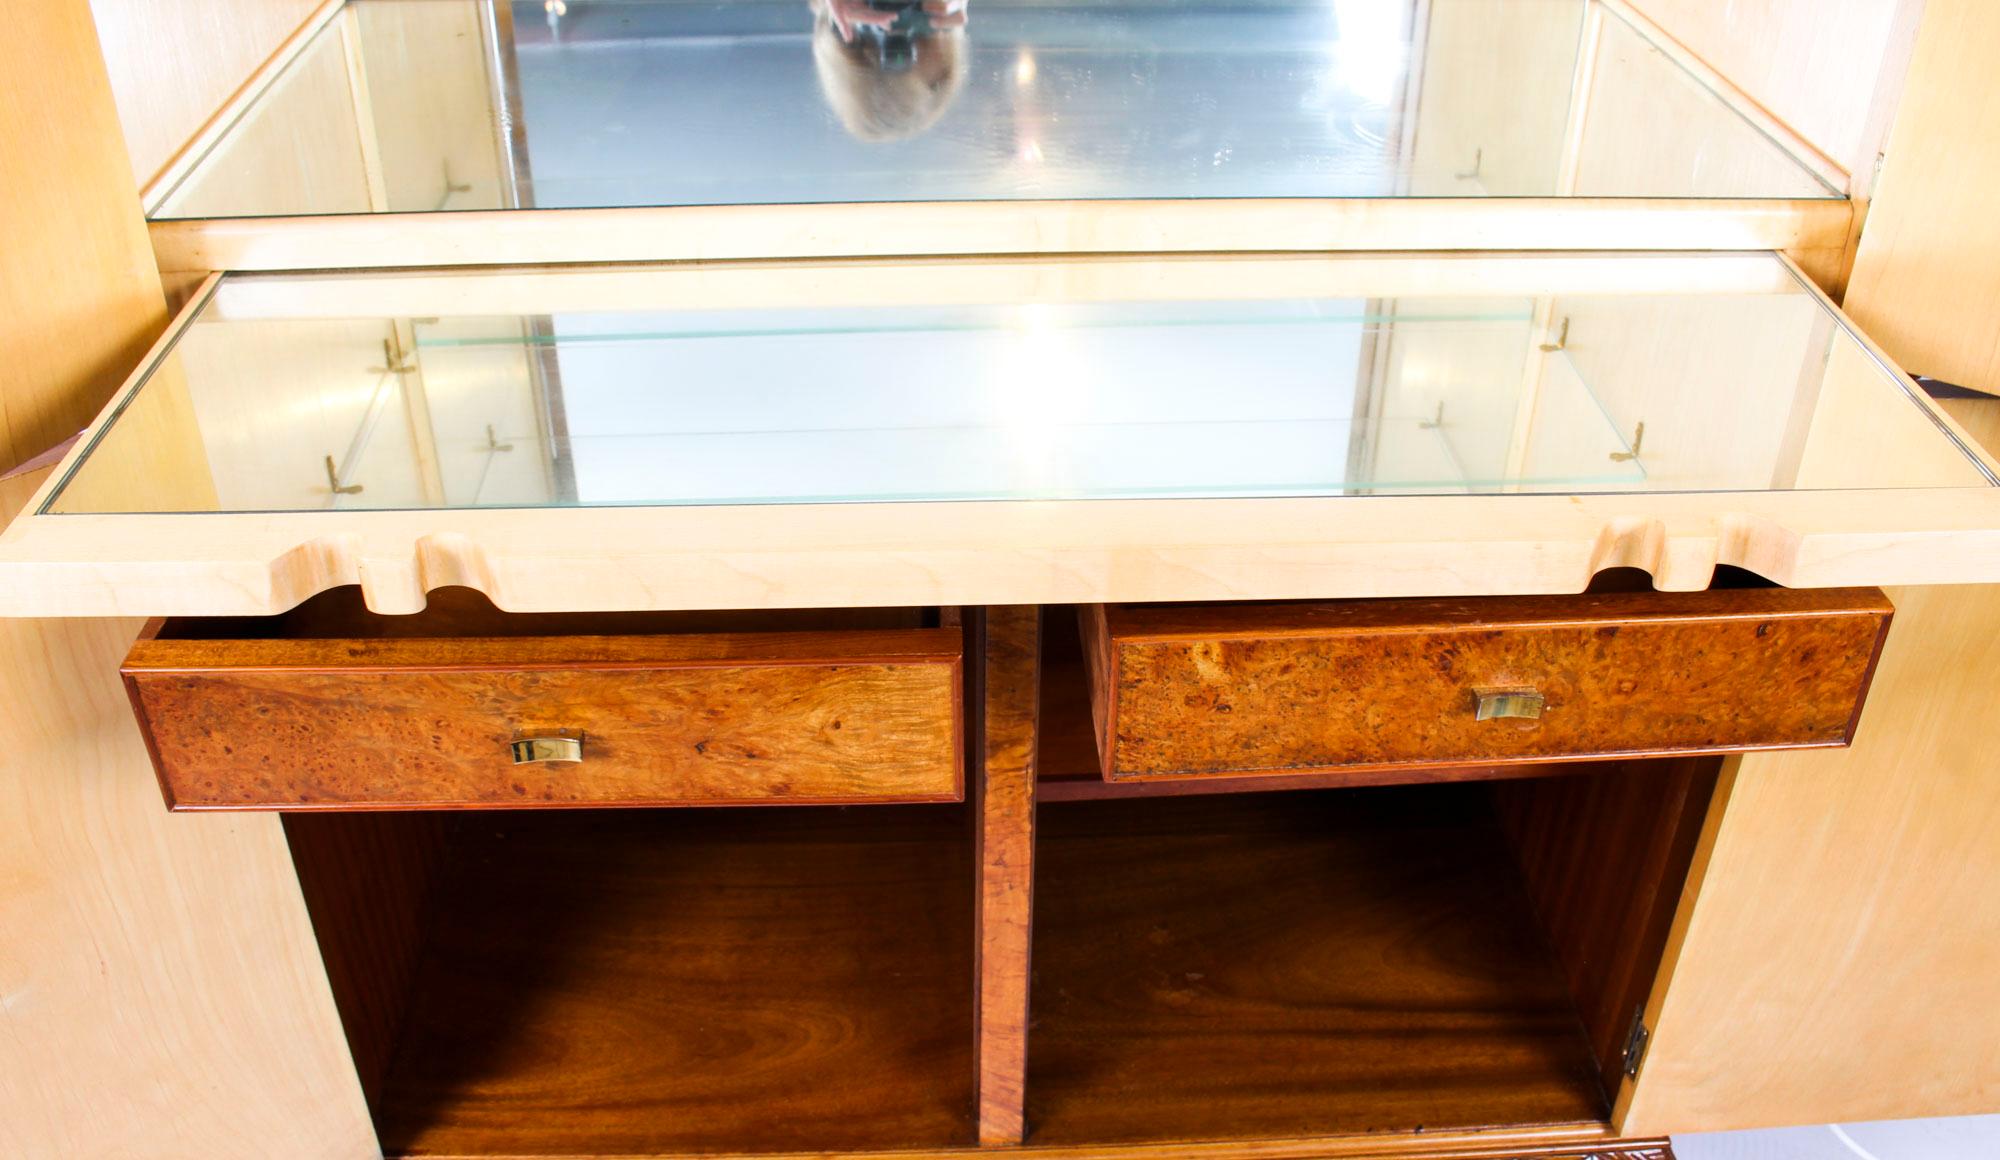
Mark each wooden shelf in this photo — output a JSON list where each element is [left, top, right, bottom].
[[340, 806, 975, 1156], [1024, 789, 1609, 1145]]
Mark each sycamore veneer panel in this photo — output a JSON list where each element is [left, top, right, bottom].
[[125, 626, 963, 809], [1026, 790, 1607, 1144], [1080, 589, 1891, 781], [374, 807, 975, 1155]]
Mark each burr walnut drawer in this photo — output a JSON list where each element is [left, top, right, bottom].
[[123, 592, 963, 810], [1079, 588, 1893, 781]]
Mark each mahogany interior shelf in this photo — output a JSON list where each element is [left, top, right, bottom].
[[1026, 789, 1608, 1144], [289, 805, 977, 1156], [291, 784, 1665, 1156]]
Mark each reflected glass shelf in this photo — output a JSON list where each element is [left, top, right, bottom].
[[151, 0, 1838, 222], [46, 253, 1989, 518]]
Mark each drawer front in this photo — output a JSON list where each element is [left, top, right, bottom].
[[126, 630, 963, 809], [1082, 589, 1892, 780]]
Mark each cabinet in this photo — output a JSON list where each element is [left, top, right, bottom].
[[7, 1, 2000, 1157], [5, 238, 1993, 1158]]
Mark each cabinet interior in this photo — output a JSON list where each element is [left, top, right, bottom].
[[286, 804, 978, 1156], [275, 592, 1716, 1156]]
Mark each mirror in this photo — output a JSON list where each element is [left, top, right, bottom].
[[150, 0, 1838, 221], [47, 253, 1988, 516]]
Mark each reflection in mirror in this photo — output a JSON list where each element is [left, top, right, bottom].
[[48, 255, 1990, 516], [811, 0, 969, 142], [150, 0, 1837, 220]]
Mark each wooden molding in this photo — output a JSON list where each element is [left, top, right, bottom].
[[148, 195, 1852, 274]]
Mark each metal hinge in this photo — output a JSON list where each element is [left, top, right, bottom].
[[1622, 1007, 1651, 1078]]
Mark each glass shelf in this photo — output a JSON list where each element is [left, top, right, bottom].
[[45, 252, 1988, 518], [150, 0, 1838, 222]]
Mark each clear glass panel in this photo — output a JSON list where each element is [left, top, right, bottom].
[[152, 0, 1836, 220], [48, 254, 1989, 515]]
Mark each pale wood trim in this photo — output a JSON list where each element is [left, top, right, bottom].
[[138, 0, 346, 214], [387, 319, 447, 507], [336, 5, 392, 213], [1595, 0, 1849, 196], [1500, 298, 1561, 487], [1847, 0, 1929, 202], [9, 484, 2000, 618], [149, 196, 1853, 274], [205, 251, 1806, 319], [1553, 1, 1607, 195]]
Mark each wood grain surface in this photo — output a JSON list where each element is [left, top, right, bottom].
[[1025, 789, 1607, 1145], [1842, 0, 2000, 395], [973, 607, 1040, 1145], [0, 469, 374, 1160], [373, 805, 975, 1155], [0, 0, 170, 476], [125, 620, 963, 809], [1041, 607, 1601, 800], [0, 5, 371, 1151], [1620, 393, 2000, 1133], [1494, 759, 1720, 1096], [282, 811, 451, 1116], [1082, 590, 1891, 781]]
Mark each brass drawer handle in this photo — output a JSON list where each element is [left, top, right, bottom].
[[1475, 690, 1545, 721], [510, 735, 583, 764]]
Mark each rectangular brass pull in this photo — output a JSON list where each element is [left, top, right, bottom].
[[1475, 690, 1545, 721], [510, 735, 583, 764]]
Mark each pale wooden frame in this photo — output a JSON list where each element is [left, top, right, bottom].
[[3, 252, 1999, 618]]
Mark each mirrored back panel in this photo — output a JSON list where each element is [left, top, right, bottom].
[[48, 253, 1988, 516], [151, 0, 1838, 221]]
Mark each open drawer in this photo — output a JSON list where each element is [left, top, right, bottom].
[[2, 250, 1998, 617], [1079, 588, 1893, 781], [125, 590, 963, 810]]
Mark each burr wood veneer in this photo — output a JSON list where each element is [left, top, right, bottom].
[[1080, 588, 1893, 781], [124, 592, 963, 809]]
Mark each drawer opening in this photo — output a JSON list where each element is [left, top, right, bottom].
[[153, 585, 957, 640], [1024, 767, 1716, 1145], [285, 803, 977, 1157]]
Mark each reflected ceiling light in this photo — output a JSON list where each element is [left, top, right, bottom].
[[998, 304, 1072, 492], [1018, 140, 1044, 165], [1014, 52, 1037, 87], [1330, 0, 1403, 107]]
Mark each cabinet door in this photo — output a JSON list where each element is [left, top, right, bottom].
[[1620, 393, 2000, 1132]]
